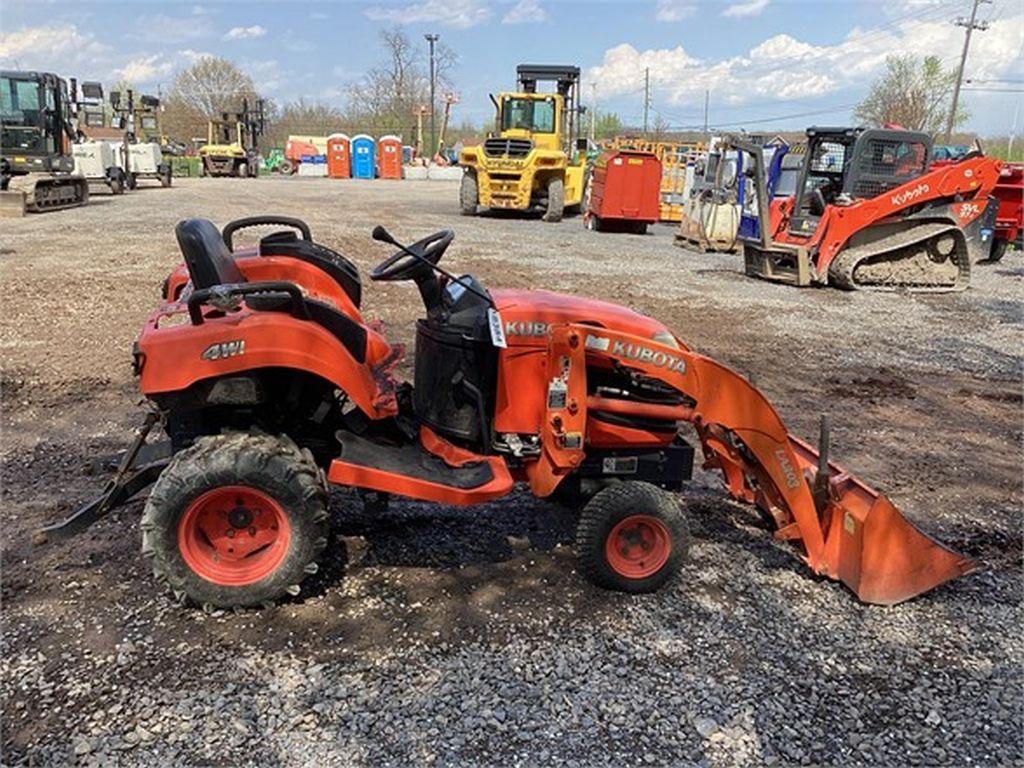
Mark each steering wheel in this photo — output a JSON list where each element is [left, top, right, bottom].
[[370, 229, 454, 282]]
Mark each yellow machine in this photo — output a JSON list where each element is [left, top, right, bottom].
[[198, 99, 264, 178], [459, 65, 587, 222]]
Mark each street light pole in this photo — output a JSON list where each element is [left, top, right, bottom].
[[425, 33, 439, 161]]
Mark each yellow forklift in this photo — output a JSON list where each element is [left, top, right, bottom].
[[198, 98, 264, 178], [459, 64, 587, 222]]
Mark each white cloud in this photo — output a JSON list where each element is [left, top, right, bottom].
[[365, 0, 490, 29], [115, 54, 174, 83], [224, 25, 267, 41], [655, 0, 695, 22], [0, 24, 108, 68], [503, 0, 546, 24], [588, 12, 1024, 115], [722, 0, 769, 18]]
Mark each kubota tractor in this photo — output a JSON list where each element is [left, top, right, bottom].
[[728, 127, 1001, 292], [38, 216, 974, 609]]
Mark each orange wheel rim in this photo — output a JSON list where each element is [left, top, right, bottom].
[[177, 486, 291, 586], [605, 514, 672, 579]]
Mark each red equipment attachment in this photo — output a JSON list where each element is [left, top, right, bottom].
[[990, 163, 1023, 259], [585, 150, 661, 234]]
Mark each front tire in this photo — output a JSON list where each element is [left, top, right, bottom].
[[543, 176, 564, 222], [575, 482, 687, 593], [142, 433, 330, 609], [460, 171, 478, 215]]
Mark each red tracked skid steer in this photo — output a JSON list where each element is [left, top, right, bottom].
[[37, 216, 974, 609]]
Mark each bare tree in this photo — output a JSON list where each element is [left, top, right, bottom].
[[347, 29, 457, 138], [855, 55, 967, 135], [265, 99, 348, 148], [163, 57, 260, 143]]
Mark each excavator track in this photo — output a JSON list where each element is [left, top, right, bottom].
[[828, 222, 970, 293], [7, 173, 89, 213]]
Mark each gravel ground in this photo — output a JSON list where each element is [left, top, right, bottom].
[[1, 177, 1021, 767]]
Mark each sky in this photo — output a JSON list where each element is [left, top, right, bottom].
[[1, 0, 1021, 136]]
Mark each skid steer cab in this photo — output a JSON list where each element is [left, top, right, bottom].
[[38, 215, 974, 611]]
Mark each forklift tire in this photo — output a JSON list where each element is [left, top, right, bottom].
[[238, 162, 249, 179], [543, 176, 564, 222], [575, 482, 687, 594], [141, 432, 330, 610], [460, 171, 478, 215]]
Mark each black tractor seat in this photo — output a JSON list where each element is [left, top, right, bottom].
[[175, 218, 367, 363], [257, 230, 362, 308]]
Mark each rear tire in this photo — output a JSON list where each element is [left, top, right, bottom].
[[142, 432, 329, 609], [543, 176, 564, 222], [460, 171, 478, 215], [576, 481, 687, 593]]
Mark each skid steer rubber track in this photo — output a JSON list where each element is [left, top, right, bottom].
[[828, 221, 970, 293], [7, 173, 89, 213]]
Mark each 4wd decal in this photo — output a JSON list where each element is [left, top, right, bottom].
[[201, 340, 245, 361]]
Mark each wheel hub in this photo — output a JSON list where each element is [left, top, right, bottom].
[[605, 514, 672, 580], [177, 485, 291, 586]]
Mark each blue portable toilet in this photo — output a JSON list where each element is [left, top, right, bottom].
[[351, 134, 376, 179]]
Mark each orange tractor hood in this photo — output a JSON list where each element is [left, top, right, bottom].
[[491, 288, 673, 342]]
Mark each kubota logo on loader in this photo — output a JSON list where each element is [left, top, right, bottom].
[[201, 340, 245, 361], [890, 183, 930, 207], [587, 334, 687, 373]]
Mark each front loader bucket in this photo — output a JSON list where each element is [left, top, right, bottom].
[[829, 495, 976, 606]]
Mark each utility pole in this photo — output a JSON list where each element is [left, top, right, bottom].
[[945, 0, 990, 143], [643, 67, 650, 135], [589, 82, 596, 143], [425, 33, 439, 160], [702, 89, 709, 139]]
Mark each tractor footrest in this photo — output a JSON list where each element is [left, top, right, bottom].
[[327, 431, 513, 506], [743, 244, 812, 286]]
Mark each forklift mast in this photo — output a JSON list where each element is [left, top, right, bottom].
[[514, 64, 581, 151]]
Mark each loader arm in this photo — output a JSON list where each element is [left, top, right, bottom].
[[532, 324, 974, 605]]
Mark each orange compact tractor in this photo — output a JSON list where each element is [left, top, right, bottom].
[[38, 216, 974, 609], [732, 127, 1001, 291]]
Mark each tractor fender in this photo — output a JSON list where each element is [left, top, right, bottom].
[[136, 308, 395, 419]]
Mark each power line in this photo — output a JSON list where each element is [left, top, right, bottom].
[[946, 0, 991, 142]]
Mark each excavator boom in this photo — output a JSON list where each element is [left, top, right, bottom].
[[534, 324, 974, 604]]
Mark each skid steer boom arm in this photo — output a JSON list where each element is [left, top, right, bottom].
[[533, 324, 974, 605]]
